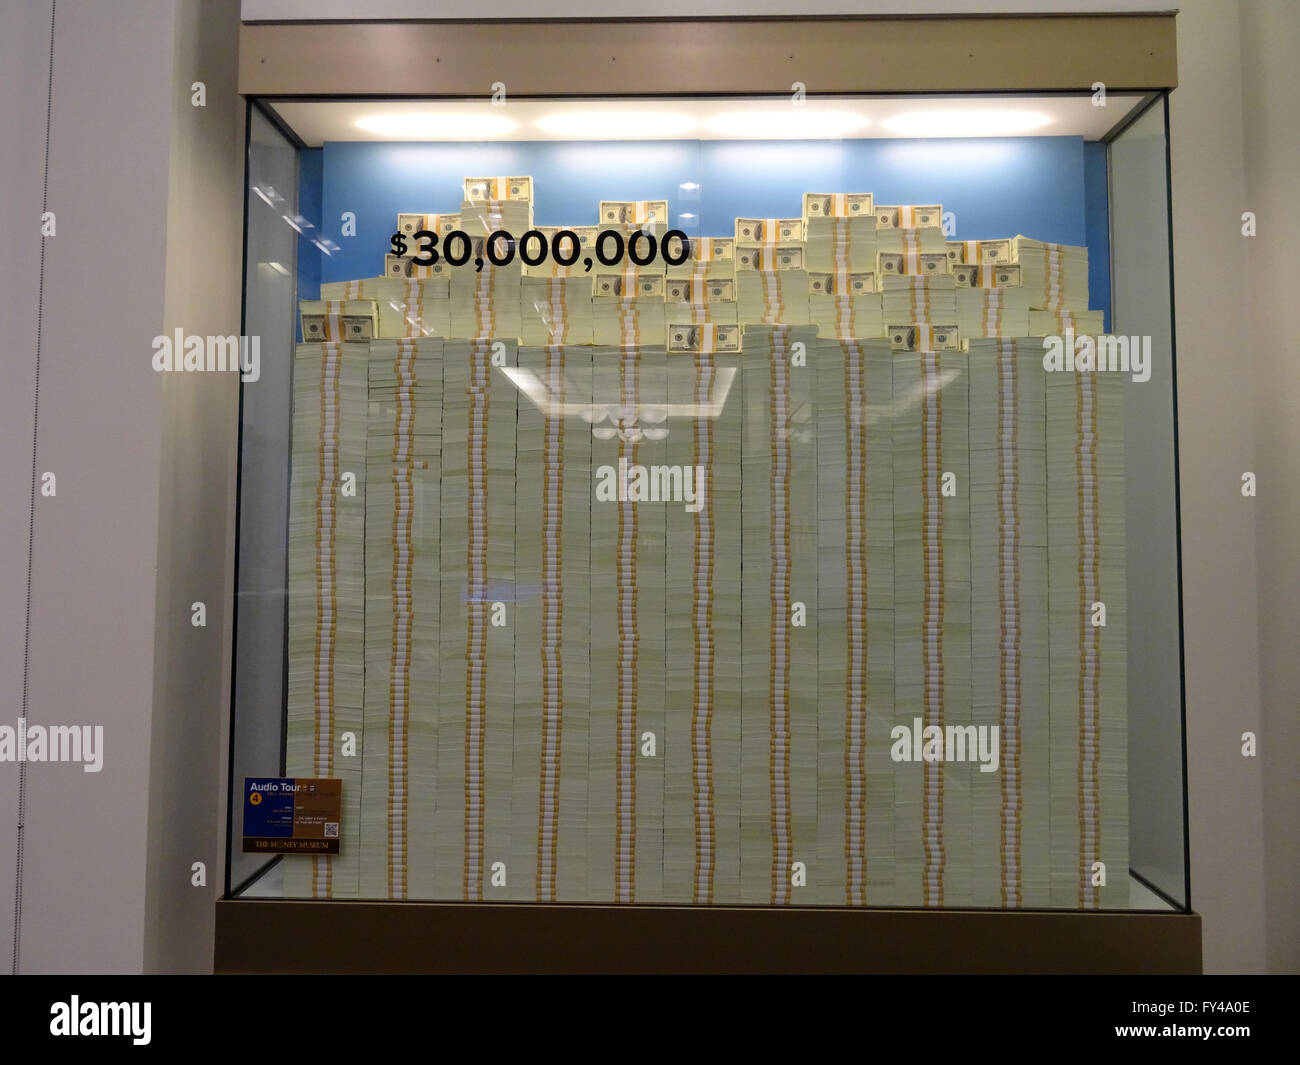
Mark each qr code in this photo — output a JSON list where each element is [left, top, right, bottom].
[[324, 822, 339, 838]]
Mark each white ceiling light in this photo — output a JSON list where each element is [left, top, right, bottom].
[[355, 113, 515, 137], [882, 110, 1052, 137], [703, 110, 869, 138], [535, 111, 697, 137]]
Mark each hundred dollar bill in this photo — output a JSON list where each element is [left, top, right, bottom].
[[875, 204, 943, 229], [734, 217, 804, 243], [802, 193, 874, 219], [666, 323, 740, 353], [808, 271, 876, 296], [946, 238, 1012, 265], [299, 300, 378, 343], [887, 323, 960, 351], [385, 253, 449, 279], [600, 200, 669, 225], [736, 244, 804, 271], [463, 175, 533, 202], [593, 274, 666, 298], [665, 277, 736, 303], [877, 251, 949, 276], [396, 212, 460, 240], [951, 263, 1021, 288]]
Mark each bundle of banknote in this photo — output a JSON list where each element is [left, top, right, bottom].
[[360, 337, 444, 899], [807, 269, 883, 339], [881, 273, 958, 327], [464, 175, 533, 204], [663, 274, 739, 332], [383, 253, 452, 282], [875, 203, 943, 230], [371, 276, 451, 339], [876, 223, 949, 278], [1011, 235, 1089, 312], [283, 339, 370, 900], [802, 192, 874, 221], [521, 276, 595, 346], [460, 197, 534, 250], [448, 246, 523, 340], [946, 238, 1012, 266], [738, 324, 823, 903], [522, 226, 599, 279], [666, 236, 736, 283], [599, 199, 669, 226], [1044, 342, 1128, 909], [591, 270, 666, 347], [736, 244, 810, 326], [888, 340, 972, 906], [1028, 308, 1104, 336], [320, 277, 386, 301], [298, 299, 378, 344], [734, 216, 804, 244], [395, 211, 460, 244], [955, 283, 1032, 342], [887, 322, 961, 352], [965, 337, 1051, 907], [433, 337, 519, 900]]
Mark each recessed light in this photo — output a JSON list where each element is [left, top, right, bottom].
[[702, 110, 869, 138], [536, 111, 697, 137], [882, 110, 1052, 137], [355, 113, 515, 137]]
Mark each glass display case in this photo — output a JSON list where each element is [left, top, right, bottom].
[[221, 16, 1195, 969]]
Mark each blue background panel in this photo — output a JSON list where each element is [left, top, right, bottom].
[[303, 136, 1107, 317]]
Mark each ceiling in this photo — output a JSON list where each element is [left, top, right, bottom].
[[270, 94, 1149, 147]]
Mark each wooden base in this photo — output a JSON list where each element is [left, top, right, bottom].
[[215, 899, 1201, 974]]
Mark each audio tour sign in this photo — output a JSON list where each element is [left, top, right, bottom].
[[242, 777, 342, 854]]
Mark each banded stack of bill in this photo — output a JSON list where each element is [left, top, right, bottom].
[[1010, 235, 1089, 312], [955, 270, 1032, 342], [945, 238, 1012, 267], [372, 276, 451, 339], [396, 211, 460, 245], [1045, 344, 1129, 909], [803, 192, 874, 222], [434, 338, 519, 901], [383, 253, 453, 283], [661, 336, 742, 903], [734, 217, 804, 244], [666, 236, 736, 284], [520, 276, 594, 346], [1028, 308, 1104, 337], [814, 337, 895, 904], [360, 338, 443, 900], [876, 204, 943, 230], [807, 269, 883, 340], [805, 205, 877, 275], [509, 344, 594, 900], [585, 340, 670, 902], [889, 342, 972, 908], [284, 340, 370, 900], [591, 271, 665, 347], [299, 299, 378, 344], [966, 338, 1051, 908], [320, 277, 386, 301], [448, 235, 523, 340], [887, 323, 961, 353], [460, 196, 534, 254], [739, 325, 821, 905], [881, 274, 958, 329], [600, 199, 669, 227], [523, 226, 598, 279], [664, 275, 739, 332], [464, 175, 533, 209], [736, 245, 810, 326]]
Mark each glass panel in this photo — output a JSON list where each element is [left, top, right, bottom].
[[228, 105, 299, 895], [1109, 98, 1188, 910], [230, 94, 1185, 910]]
